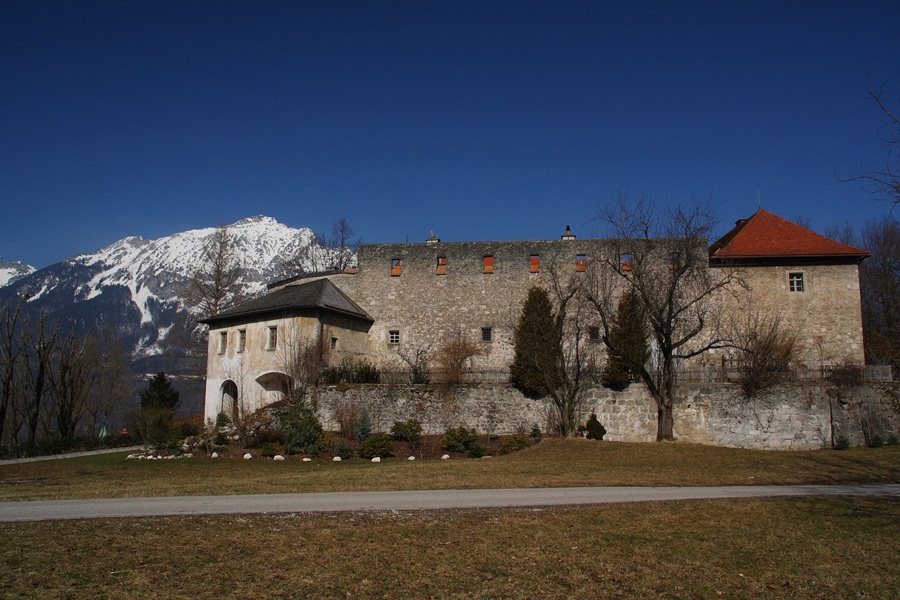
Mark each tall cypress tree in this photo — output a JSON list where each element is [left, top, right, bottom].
[[601, 289, 649, 391], [510, 287, 561, 398]]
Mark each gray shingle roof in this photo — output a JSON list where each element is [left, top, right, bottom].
[[200, 279, 372, 324]]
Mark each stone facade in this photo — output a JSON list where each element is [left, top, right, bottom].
[[733, 263, 866, 365], [343, 239, 603, 371], [311, 381, 899, 450]]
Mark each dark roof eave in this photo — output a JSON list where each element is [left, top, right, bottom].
[[200, 304, 374, 326]]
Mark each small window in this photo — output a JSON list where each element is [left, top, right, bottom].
[[529, 254, 540, 273], [481, 327, 493, 342], [436, 256, 447, 275], [668, 252, 680, 271], [588, 326, 600, 341], [789, 272, 805, 293], [621, 253, 633, 272], [331, 337, 338, 350], [390, 258, 402, 277], [388, 330, 400, 345], [575, 254, 587, 272], [483, 255, 494, 274], [267, 326, 278, 351], [218, 331, 227, 355], [237, 330, 246, 353]]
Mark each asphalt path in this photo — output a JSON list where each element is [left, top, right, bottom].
[[1, 484, 897, 522]]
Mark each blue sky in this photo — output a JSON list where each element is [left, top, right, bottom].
[[2, 1, 898, 268]]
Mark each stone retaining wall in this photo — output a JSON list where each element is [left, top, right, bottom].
[[310, 381, 899, 450]]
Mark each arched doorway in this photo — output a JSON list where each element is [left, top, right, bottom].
[[221, 380, 238, 422]]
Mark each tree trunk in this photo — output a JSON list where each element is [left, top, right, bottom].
[[656, 403, 674, 441]]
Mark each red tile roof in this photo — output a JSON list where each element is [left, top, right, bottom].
[[709, 209, 870, 260]]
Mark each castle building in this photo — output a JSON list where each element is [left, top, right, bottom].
[[202, 209, 870, 423]]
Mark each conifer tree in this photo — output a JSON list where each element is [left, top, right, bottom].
[[139, 372, 180, 413], [601, 289, 649, 391], [510, 287, 561, 398]]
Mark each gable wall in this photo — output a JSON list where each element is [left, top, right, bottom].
[[728, 263, 866, 366]]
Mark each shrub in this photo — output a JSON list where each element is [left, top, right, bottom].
[[215, 412, 231, 428], [467, 443, 485, 459], [530, 424, 543, 444], [353, 362, 381, 384], [282, 404, 323, 455], [834, 436, 850, 450], [131, 406, 175, 450], [499, 435, 531, 455], [359, 434, 394, 459], [584, 413, 607, 441], [213, 431, 229, 446], [260, 442, 283, 458], [828, 359, 866, 388], [333, 439, 354, 459], [391, 419, 423, 444], [442, 426, 478, 453], [353, 410, 373, 442], [866, 434, 884, 448], [335, 402, 363, 440], [886, 434, 899, 446]]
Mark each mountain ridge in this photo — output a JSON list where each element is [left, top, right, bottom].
[[0, 216, 322, 372]]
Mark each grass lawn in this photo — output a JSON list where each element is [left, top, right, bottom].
[[1, 496, 897, 598], [2, 440, 898, 598], [0, 439, 898, 502]]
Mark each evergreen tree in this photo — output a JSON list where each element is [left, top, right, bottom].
[[510, 287, 562, 398], [139, 372, 180, 413], [601, 289, 649, 391]]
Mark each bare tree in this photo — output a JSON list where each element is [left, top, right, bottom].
[[277, 322, 328, 406], [851, 77, 900, 213], [733, 309, 798, 398], [542, 263, 600, 437], [278, 217, 359, 278], [49, 331, 101, 445], [859, 217, 900, 370], [398, 340, 433, 384], [0, 296, 27, 448], [186, 224, 246, 319], [435, 330, 482, 388], [587, 197, 738, 440], [19, 312, 58, 447]]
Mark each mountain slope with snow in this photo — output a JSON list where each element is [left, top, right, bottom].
[[0, 216, 324, 370], [0, 258, 35, 287]]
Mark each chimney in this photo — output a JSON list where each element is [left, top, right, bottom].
[[426, 230, 440, 244], [561, 225, 576, 241]]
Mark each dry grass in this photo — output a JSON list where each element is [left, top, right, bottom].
[[1, 439, 898, 502], [1, 496, 897, 599]]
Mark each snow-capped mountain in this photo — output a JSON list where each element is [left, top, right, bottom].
[[0, 216, 324, 372], [0, 258, 35, 287]]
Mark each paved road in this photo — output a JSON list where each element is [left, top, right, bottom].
[[1, 484, 897, 522]]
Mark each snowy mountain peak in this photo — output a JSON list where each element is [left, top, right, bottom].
[[0, 216, 332, 369], [0, 258, 36, 287]]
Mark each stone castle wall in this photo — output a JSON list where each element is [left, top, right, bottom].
[[310, 381, 899, 450], [316, 239, 867, 373], [345, 239, 605, 370]]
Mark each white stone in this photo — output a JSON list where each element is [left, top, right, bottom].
[[441, 454, 450, 460], [302, 457, 312, 462], [243, 453, 252, 460], [371, 457, 381, 463], [274, 455, 285, 461], [211, 452, 219, 458], [407, 456, 415, 461], [333, 456, 342, 462]]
